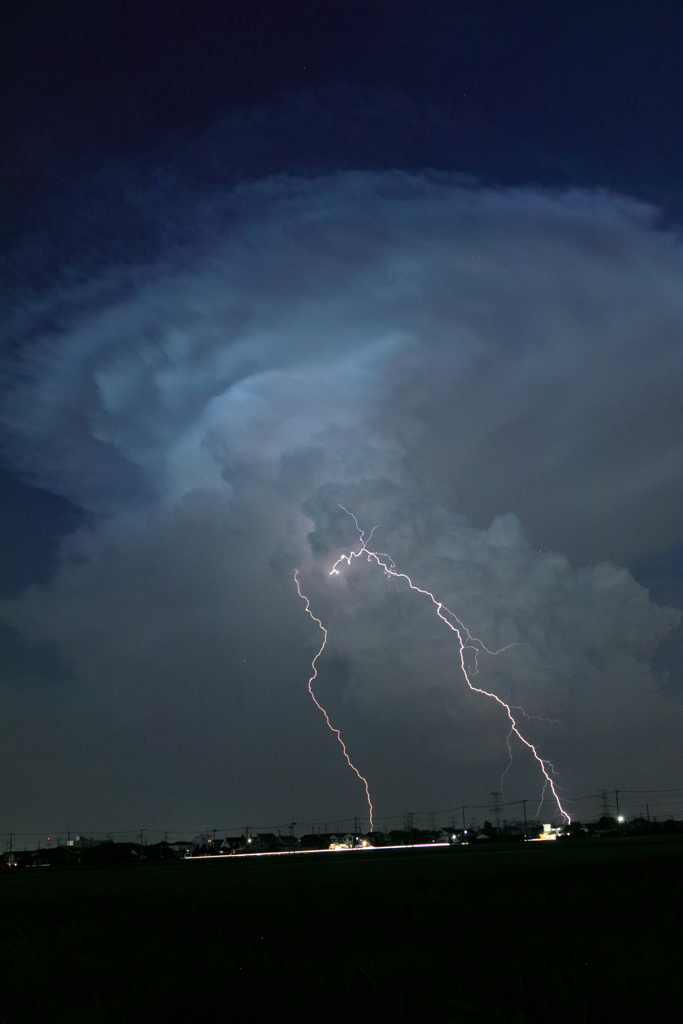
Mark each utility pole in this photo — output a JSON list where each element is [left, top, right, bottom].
[[289, 822, 296, 837], [522, 800, 528, 838], [646, 804, 651, 836], [462, 806, 467, 832], [406, 812, 414, 845], [615, 789, 621, 834]]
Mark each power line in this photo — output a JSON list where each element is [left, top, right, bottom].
[[4, 787, 683, 842]]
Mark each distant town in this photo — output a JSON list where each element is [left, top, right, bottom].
[[4, 808, 683, 868]]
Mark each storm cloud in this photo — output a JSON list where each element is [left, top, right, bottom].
[[2, 171, 683, 831]]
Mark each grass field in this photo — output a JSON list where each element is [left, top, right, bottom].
[[1, 836, 681, 1022]]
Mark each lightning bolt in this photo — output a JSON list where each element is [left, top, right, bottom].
[[327, 508, 571, 825], [294, 570, 374, 830]]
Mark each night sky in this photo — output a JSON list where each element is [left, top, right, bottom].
[[3, 1, 683, 836]]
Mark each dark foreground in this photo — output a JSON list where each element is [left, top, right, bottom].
[[1, 837, 681, 1022]]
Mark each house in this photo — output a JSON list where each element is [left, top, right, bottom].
[[278, 835, 301, 851], [187, 833, 224, 855], [328, 835, 352, 850], [169, 840, 192, 858], [249, 834, 284, 853], [388, 830, 410, 845], [299, 833, 328, 850], [329, 833, 368, 849], [221, 835, 247, 854]]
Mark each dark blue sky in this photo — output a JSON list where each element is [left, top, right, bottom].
[[5, 0, 683, 588], [5, 2, 683, 214], [2, 1, 683, 835]]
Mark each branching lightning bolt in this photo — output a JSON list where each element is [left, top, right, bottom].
[[294, 570, 374, 830], [328, 507, 571, 825]]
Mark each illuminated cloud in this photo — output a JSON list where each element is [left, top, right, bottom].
[[2, 172, 683, 828]]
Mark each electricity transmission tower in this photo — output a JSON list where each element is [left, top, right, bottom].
[[597, 789, 612, 820], [490, 791, 503, 827]]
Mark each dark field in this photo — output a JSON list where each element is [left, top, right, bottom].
[[1, 837, 681, 1022]]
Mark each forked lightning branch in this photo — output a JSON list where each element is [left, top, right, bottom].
[[295, 508, 571, 827]]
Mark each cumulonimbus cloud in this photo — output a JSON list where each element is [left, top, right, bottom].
[[1, 171, 683, 828]]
